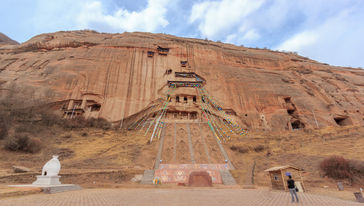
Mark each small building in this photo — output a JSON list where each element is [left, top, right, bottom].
[[265, 165, 305, 192], [180, 61, 188, 67], [157, 46, 169, 55]]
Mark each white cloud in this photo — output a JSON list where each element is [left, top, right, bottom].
[[189, 0, 264, 39], [225, 34, 237, 43], [276, 8, 364, 67], [225, 29, 260, 44], [276, 30, 318, 51], [188, 0, 364, 67], [4, 0, 364, 67], [242, 29, 260, 41], [77, 0, 169, 32]]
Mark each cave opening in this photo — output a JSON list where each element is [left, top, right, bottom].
[[284, 97, 292, 103], [334, 116, 352, 126], [287, 109, 295, 115], [176, 96, 180, 103], [147, 51, 154, 57], [90, 104, 101, 112], [166, 69, 172, 74], [193, 96, 196, 103], [291, 120, 305, 129]]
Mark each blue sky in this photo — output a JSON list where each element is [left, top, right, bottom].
[[1, 0, 363, 68]]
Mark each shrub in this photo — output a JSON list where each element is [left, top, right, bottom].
[[320, 156, 352, 180], [85, 118, 111, 130], [41, 112, 63, 126], [253, 145, 265, 152], [15, 124, 33, 133], [5, 134, 42, 153], [26, 138, 42, 153], [0, 117, 8, 139], [349, 160, 364, 176], [230, 145, 249, 153], [61, 116, 86, 129]]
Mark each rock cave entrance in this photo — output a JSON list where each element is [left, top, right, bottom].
[[157, 46, 169, 55], [334, 116, 352, 126], [165, 69, 172, 75], [291, 120, 305, 129], [180, 61, 188, 67], [287, 109, 295, 115], [147, 51, 154, 57], [284, 97, 292, 103], [89, 104, 101, 112]]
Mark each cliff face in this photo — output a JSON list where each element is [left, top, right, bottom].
[[0, 30, 363, 131], [0, 32, 19, 45]]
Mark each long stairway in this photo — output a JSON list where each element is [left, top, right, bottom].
[[160, 123, 226, 164], [220, 170, 237, 185], [140, 170, 155, 184], [150, 122, 237, 185]]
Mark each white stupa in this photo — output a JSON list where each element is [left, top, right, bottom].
[[9, 155, 81, 193], [32, 155, 61, 185]]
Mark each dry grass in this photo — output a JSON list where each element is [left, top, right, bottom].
[[59, 129, 149, 168], [226, 125, 364, 189], [0, 107, 363, 194]]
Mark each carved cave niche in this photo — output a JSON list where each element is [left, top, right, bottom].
[[291, 119, 305, 130], [89, 104, 101, 112], [334, 116, 352, 126], [283, 96, 292, 103]]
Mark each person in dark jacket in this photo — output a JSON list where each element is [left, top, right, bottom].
[[287, 175, 299, 203]]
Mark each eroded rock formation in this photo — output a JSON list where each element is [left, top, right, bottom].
[[0, 30, 363, 131], [0, 32, 19, 45]]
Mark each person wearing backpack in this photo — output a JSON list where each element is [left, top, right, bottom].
[[287, 175, 299, 203]]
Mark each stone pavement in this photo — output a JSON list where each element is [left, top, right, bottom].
[[0, 188, 362, 206]]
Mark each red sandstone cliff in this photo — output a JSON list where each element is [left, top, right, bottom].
[[0, 30, 363, 131], [0, 32, 19, 45]]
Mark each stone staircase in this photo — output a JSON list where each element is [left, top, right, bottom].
[[140, 170, 155, 184], [186, 123, 196, 163], [220, 170, 237, 185]]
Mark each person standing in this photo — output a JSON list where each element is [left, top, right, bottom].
[[287, 175, 299, 203]]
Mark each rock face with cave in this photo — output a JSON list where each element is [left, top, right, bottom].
[[0, 31, 363, 131]]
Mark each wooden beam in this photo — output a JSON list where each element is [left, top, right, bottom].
[[299, 171, 306, 192], [281, 169, 287, 191]]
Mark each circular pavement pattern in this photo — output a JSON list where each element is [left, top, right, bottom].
[[0, 188, 361, 206]]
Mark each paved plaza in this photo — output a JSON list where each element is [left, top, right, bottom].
[[0, 188, 362, 206]]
